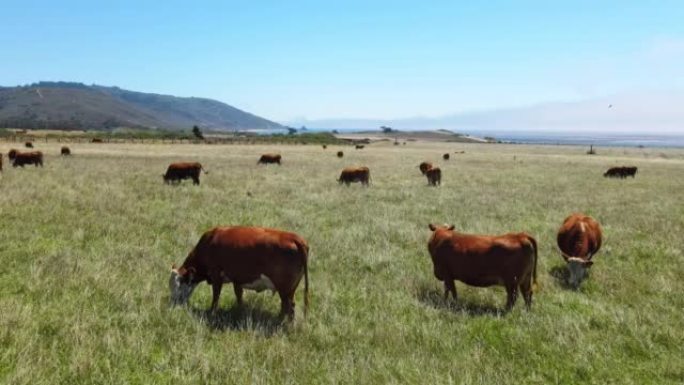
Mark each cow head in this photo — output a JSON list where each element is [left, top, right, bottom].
[[565, 257, 593, 288], [169, 264, 198, 305], [428, 224, 455, 232]]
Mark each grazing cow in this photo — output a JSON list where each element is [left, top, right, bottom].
[[169, 226, 309, 319], [443, 153, 450, 160], [338, 166, 370, 186], [322, 145, 327, 149], [418, 162, 433, 175], [426, 167, 441, 186], [337, 151, 344, 158], [258, 153, 282, 165], [163, 162, 207, 185], [12, 151, 43, 167], [604, 166, 638, 178], [427, 224, 538, 311], [92, 138, 103, 143], [355, 145, 365, 150], [25, 141, 33, 148], [557, 213, 602, 288], [61, 146, 71, 156]]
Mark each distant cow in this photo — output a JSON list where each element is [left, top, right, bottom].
[[61, 146, 71, 156], [169, 226, 309, 319], [418, 162, 433, 175], [426, 167, 441, 186], [337, 151, 344, 158], [322, 145, 327, 149], [338, 166, 370, 186], [258, 153, 282, 165], [0, 153, 3, 171], [443, 153, 450, 160], [92, 138, 103, 143], [604, 166, 638, 178], [25, 141, 33, 148], [557, 213, 602, 288], [427, 224, 538, 310], [163, 162, 207, 185], [12, 151, 43, 167], [355, 145, 365, 150]]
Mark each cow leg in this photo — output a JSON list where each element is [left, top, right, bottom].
[[210, 282, 223, 312], [193, 176, 200, 185], [444, 280, 457, 301], [505, 281, 519, 311], [278, 291, 295, 320], [520, 279, 533, 310], [233, 284, 244, 307]]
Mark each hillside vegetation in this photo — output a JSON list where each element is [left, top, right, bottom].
[[0, 82, 284, 131], [0, 141, 682, 384]]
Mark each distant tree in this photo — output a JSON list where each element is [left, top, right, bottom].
[[192, 125, 204, 139], [381, 126, 393, 133], [287, 127, 297, 135], [332, 129, 339, 134]]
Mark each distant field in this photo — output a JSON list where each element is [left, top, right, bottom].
[[1, 141, 683, 384]]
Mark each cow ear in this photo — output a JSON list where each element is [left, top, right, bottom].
[[428, 224, 436, 231], [448, 225, 455, 231], [171, 263, 177, 272]]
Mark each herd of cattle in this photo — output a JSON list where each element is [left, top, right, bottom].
[[0, 142, 632, 320]]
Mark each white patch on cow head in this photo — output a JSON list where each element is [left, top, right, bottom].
[[566, 257, 593, 288], [169, 268, 198, 306]]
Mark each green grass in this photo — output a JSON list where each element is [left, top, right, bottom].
[[1, 141, 683, 384]]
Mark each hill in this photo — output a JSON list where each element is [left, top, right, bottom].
[[0, 82, 284, 132]]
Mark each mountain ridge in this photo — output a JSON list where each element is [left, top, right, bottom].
[[0, 82, 284, 132]]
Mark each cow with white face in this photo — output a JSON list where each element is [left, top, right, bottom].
[[169, 226, 309, 319], [557, 213, 602, 288], [169, 265, 200, 305]]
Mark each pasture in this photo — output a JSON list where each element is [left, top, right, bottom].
[[1, 141, 683, 384]]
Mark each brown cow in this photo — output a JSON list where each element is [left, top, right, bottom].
[[557, 213, 602, 288], [61, 146, 71, 156], [92, 138, 103, 143], [0, 153, 3, 172], [169, 226, 309, 319], [443, 153, 450, 160], [355, 145, 365, 150], [258, 153, 282, 165], [163, 162, 207, 185], [322, 145, 327, 149], [338, 166, 370, 186], [25, 141, 33, 148], [427, 224, 538, 311], [418, 162, 433, 175], [337, 151, 344, 158], [426, 167, 441, 186], [12, 151, 43, 167]]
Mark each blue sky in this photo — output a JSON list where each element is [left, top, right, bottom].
[[1, 1, 683, 128]]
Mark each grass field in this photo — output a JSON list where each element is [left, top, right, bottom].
[[1, 141, 683, 384]]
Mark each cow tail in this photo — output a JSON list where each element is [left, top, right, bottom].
[[294, 238, 310, 317], [528, 235, 539, 292]]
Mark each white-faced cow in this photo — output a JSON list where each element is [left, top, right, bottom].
[[557, 213, 602, 288], [169, 226, 309, 319]]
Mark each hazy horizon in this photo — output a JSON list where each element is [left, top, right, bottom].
[[2, 1, 683, 133]]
